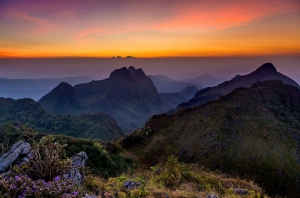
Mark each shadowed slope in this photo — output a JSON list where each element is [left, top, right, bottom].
[[178, 63, 300, 109], [39, 67, 172, 132], [120, 80, 300, 197]]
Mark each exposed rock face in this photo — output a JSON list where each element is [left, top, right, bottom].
[[0, 141, 31, 173], [64, 151, 88, 184]]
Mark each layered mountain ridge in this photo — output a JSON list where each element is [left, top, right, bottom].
[[0, 97, 124, 142], [178, 63, 300, 109], [120, 80, 300, 197], [39, 66, 172, 132]]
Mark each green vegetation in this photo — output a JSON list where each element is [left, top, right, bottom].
[[83, 156, 266, 198], [0, 122, 132, 178], [120, 80, 300, 197], [0, 97, 124, 142]]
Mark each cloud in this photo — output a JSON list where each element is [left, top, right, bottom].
[[5, 11, 51, 34]]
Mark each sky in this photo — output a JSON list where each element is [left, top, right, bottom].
[[0, 0, 300, 57]]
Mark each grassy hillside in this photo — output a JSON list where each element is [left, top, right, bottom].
[[119, 80, 300, 197], [0, 122, 267, 197]]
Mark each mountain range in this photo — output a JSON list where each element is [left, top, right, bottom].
[[38, 67, 172, 133], [178, 63, 300, 109], [0, 76, 93, 101], [120, 80, 300, 197], [160, 86, 200, 107], [148, 75, 202, 93], [184, 74, 225, 88], [0, 97, 124, 142]]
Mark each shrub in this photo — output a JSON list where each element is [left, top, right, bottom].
[[17, 135, 72, 181]]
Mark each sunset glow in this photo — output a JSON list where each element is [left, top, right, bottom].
[[0, 0, 299, 57]]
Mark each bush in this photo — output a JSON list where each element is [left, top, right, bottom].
[[0, 135, 83, 197], [17, 135, 72, 181]]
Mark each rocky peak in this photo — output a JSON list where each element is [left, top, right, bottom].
[[253, 63, 277, 74], [128, 66, 147, 79], [109, 67, 131, 81]]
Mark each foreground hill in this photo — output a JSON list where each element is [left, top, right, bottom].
[[120, 80, 300, 197], [178, 63, 300, 109], [0, 76, 92, 101], [0, 122, 266, 198], [39, 67, 172, 132], [0, 98, 124, 142], [148, 75, 202, 93]]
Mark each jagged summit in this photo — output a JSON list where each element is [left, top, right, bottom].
[[128, 66, 147, 79], [109, 66, 147, 81], [254, 62, 277, 73], [109, 67, 131, 80], [39, 66, 171, 132]]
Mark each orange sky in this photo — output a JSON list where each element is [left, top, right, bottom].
[[0, 0, 299, 57]]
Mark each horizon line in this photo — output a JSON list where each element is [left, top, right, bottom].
[[1, 54, 300, 59]]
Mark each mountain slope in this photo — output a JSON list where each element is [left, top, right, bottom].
[[148, 75, 202, 93], [180, 85, 199, 99], [38, 82, 85, 114], [0, 76, 92, 101], [39, 67, 172, 132], [119, 80, 300, 197], [184, 74, 224, 88], [178, 63, 300, 109], [0, 97, 124, 142]]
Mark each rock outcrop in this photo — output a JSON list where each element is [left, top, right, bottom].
[[0, 141, 32, 173], [64, 151, 88, 184]]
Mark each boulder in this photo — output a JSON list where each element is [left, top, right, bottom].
[[234, 188, 247, 195], [123, 180, 141, 190], [64, 151, 88, 184], [0, 141, 31, 173]]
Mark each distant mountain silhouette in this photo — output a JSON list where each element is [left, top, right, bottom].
[[148, 75, 202, 93], [178, 63, 300, 109], [38, 82, 85, 114], [0, 76, 92, 101], [184, 74, 225, 88], [0, 97, 124, 142], [120, 80, 300, 197], [39, 67, 172, 132], [159, 86, 199, 108], [180, 86, 199, 99]]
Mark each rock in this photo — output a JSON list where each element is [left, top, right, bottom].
[[64, 151, 88, 184], [123, 180, 141, 190], [71, 151, 88, 167], [207, 194, 218, 198], [0, 141, 31, 173], [234, 188, 247, 195]]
